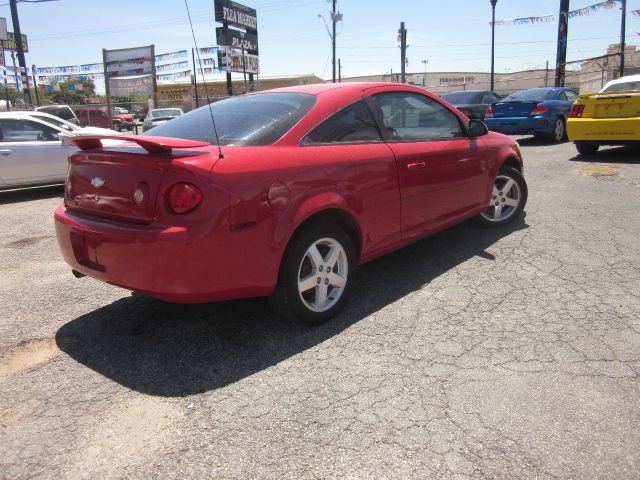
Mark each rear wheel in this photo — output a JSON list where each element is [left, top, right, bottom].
[[477, 166, 528, 227], [575, 141, 599, 155], [270, 224, 355, 325], [550, 117, 565, 143]]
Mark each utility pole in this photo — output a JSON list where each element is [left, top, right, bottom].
[[338, 58, 341, 82], [32, 63, 39, 106], [9, 0, 31, 107], [620, 0, 627, 77], [490, 0, 497, 91], [555, 0, 570, 87], [399, 22, 407, 83], [332, 0, 336, 82]]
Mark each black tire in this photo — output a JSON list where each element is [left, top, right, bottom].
[[575, 141, 599, 155], [550, 117, 566, 143], [477, 166, 528, 227], [270, 223, 356, 326]]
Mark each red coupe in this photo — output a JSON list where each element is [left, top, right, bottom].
[[54, 82, 527, 325]]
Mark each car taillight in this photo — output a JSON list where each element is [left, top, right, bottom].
[[570, 104, 585, 118], [167, 183, 203, 214], [485, 106, 494, 118], [530, 104, 549, 115]]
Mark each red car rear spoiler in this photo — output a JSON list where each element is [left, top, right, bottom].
[[63, 135, 210, 154]]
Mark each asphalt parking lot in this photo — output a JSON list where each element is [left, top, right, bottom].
[[1, 138, 639, 479]]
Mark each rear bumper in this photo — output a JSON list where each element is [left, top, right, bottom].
[[484, 116, 554, 135], [567, 117, 640, 142], [54, 205, 276, 303]]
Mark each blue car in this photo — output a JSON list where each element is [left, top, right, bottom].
[[484, 87, 578, 142]]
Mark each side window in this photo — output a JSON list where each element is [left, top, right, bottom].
[[481, 92, 493, 104], [0, 119, 59, 142], [558, 91, 569, 102], [371, 92, 464, 141], [491, 93, 503, 103], [564, 90, 578, 102], [304, 99, 381, 144]]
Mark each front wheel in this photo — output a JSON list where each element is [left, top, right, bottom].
[[477, 166, 528, 227], [575, 141, 599, 155], [270, 224, 355, 325]]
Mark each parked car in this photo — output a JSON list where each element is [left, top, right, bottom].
[[0, 115, 77, 189], [567, 74, 640, 155], [142, 108, 184, 132], [35, 104, 79, 125], [76, 106, 134, 131], [55, 82, 527, 325], [441, 90, 503, 120], [3, 110, 122, 136], [484, 87, 578, 142]]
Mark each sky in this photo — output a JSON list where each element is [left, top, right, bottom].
[[2, 0, 639, 80]]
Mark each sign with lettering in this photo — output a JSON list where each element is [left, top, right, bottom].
[[216, 27, 258, 54], [2, 32, 28, 52], [218, 47, 259, 74], [214, 0, 257, 32]]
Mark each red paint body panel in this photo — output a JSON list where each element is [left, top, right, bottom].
[[54, 82, 523, 303]]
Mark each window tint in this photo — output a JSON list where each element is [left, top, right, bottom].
[[558, 91, 569, 102], [502, 88, 553, 103], [0, 119, 59, 142], [370, 92, 464, 141], [564, 90, 578, 102], [441, 91, 482, 104], [37, 106, 76, 121], [303, 100, 381, 144], [146, 93, 316, 146]]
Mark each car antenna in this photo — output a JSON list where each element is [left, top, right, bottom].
[[184, 0, 224, 159]]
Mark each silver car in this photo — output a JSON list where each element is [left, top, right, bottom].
[[0, 115, 80, 190], [143, 108, 183, 132]]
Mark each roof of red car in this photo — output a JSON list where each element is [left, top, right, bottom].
[[256, 82, 414, 96]]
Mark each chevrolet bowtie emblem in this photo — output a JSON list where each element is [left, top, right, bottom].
[[91, 177, 105, 188]]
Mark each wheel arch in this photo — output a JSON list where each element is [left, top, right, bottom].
[[291, 208, 362, 259]]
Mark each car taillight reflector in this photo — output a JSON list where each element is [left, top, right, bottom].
[[530, 104, 549, 115], [485, 106, 494, 118], [570, 104, 585, 118], [167, 183, 203, 214]]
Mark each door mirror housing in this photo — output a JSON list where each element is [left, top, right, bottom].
[[468, 119, 489, 138]]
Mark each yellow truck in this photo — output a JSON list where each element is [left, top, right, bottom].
[[567, 74, 640, 155]]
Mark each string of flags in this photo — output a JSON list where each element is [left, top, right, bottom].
[[491, 0, 622, 26], [633, 9, 640, 16]]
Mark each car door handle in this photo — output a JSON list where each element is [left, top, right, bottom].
[[407, 161, 426, 170], [0, 150, 11, 156]]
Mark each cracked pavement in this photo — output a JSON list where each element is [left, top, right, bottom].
[[0, 139, 639, 479]]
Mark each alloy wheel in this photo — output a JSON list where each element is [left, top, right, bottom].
[[481, 174, 522, 223], [297, 237, 348, 313]]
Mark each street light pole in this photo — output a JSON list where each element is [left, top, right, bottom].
[[421, 59, 428, 87], [490, 0, 497, 91]]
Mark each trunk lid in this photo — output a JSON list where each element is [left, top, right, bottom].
[[584, 92, 640, 119], [63, 135, 211, 224], [491, 101, 539, 118]]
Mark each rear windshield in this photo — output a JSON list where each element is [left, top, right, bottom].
[[441, 91, 482, 104], [37, 106, 76, 120], [150, 109, 182, 118], [501, 88, 553, 103], [603, 81, 640, 92], [145, 93, 316, 146]]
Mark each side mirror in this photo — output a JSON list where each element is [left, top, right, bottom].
[[468, 119, 488, 138]]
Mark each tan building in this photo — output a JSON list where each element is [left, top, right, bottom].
[[342, 69, 564, 96], [578, 44, 640, 93]]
